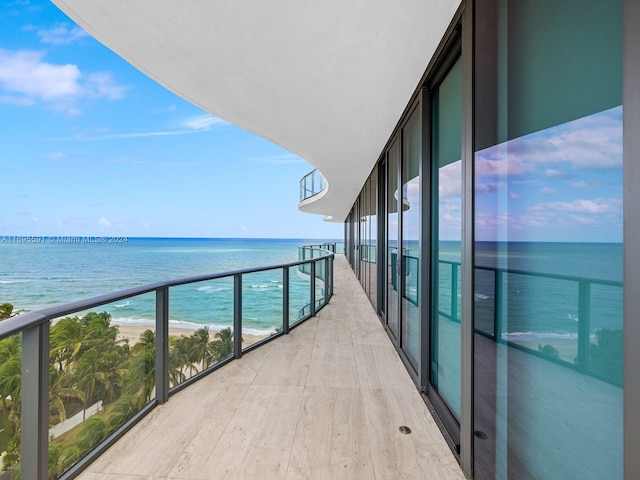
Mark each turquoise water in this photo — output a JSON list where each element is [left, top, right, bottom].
[[403, 240, 624, 344], [0, 237, 339, 335]]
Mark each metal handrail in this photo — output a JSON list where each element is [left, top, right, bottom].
[[5, 244, 335, 480], [438, 259, 623, 386], [299, 168, 327, 202], [0, 250, 334, 340], [384, 253, 622, 386]]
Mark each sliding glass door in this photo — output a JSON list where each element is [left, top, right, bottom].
[[429, 52, 463, 434]]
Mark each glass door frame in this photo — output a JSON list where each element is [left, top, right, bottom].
[[423, 37, 463, 453], [417, 7, 473, 470]]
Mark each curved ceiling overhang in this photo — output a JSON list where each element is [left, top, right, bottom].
[[53, 0, 460, 223]]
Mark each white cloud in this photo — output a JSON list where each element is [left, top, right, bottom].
[[475, 107, 623, 182], [182, 114, 226, 130], [438, 160, 462, 198], [0, 49, 125, 111], [571, 180, 590, 189], [528, 198, 622, 214], [0, 49, 80, 100], [84, 72, 125, 100], [546, 168, 572, 179], [98, 217, 111, 227], [509, 192, 521, 200], [37, 23, 88, 45], [540, 187, 556, 196]]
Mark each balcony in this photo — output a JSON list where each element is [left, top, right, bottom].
[[73, 255, 462, 479], [298, 169, 328, 208], [1, 248, 463, 480]]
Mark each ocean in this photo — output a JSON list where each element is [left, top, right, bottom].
[[0, 238, 623, 343], [0, 237, 340, 336], [472, 241, 623, 342]]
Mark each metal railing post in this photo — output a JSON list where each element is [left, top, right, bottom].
[[451, 262, 458, 322], [310, 261, 316, 316], [22, 322, 50, 480], [283, 267, 290, 334], [577, 280, 591, 373], [324, 257, 330, 304], [155, 287, 169, 404], [494, 269, 503, 340], [234, 274, 243, 359]]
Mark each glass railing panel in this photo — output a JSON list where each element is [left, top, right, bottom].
[[502, 274, 579, 365], [48, 294, 155, 476], [169, 279, 233, 386], [299, 169, 328, 202], [242, 269, 283, 348], [437, 261, 454, 320], [0, 331, 21, 480], [314, 259, 325, 307], [588, 283, 623, 385], [2, 243, 333, 480], [474, 267, 496, 337], [289, 265, 311, 326]]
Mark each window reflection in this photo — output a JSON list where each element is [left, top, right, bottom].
[[474, 107, 623, 479]]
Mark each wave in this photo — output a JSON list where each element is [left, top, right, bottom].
[[114, 301, 130, 308], [502, 331, 594, 342], [197, 285, 232, 293], [475, 293, 492, 300], [250, 284, 270, 289], [110, 317, 277, 336], [0, 280, 30, 284], [567, 313, 579, 322]]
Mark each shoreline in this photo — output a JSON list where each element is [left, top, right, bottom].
[[114, 323, 269, 348]]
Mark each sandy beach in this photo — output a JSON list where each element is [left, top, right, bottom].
[[114, 323, 269, 348]]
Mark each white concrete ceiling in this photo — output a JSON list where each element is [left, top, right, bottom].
[[53, 0, 460, 223]]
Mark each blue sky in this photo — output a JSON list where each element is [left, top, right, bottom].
[[473, 106, 623, 242], [0, 1, 344, 239]]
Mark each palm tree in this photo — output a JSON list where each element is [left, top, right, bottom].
[[210, 327, 234, 361], [75, 416, 109, 455], [0, 303, 22, 320], [49, 367, 85, 426], [191, 327, 213, 369], [0, 335, 22, 435], [169, 335, 198, 378], [0, 334, 21, 409], [94, 345, 128, 406], [125, 348, 155, 407], [133, 329, 155, 354], [106, 395, 139, 430], [50, 316, 85, 374], [74, 348, 103, 420]]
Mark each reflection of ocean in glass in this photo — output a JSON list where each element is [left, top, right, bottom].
[[474, 241, 622, 331], [474, 105, 623, 478]]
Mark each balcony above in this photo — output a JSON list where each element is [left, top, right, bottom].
[[52, 0, 461, 223], [298, 169, 331, 218]]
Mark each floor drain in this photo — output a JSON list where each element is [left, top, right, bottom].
[[399, 426, 411, 434]]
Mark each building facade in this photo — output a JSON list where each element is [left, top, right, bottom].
[[345, 1, 635, 478], [51, 0, 640, 477]]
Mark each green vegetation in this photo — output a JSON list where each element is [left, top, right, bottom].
[[0, 303, 237, 479], [589, 328, 623, 386], [537, 343, 560, 359]]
